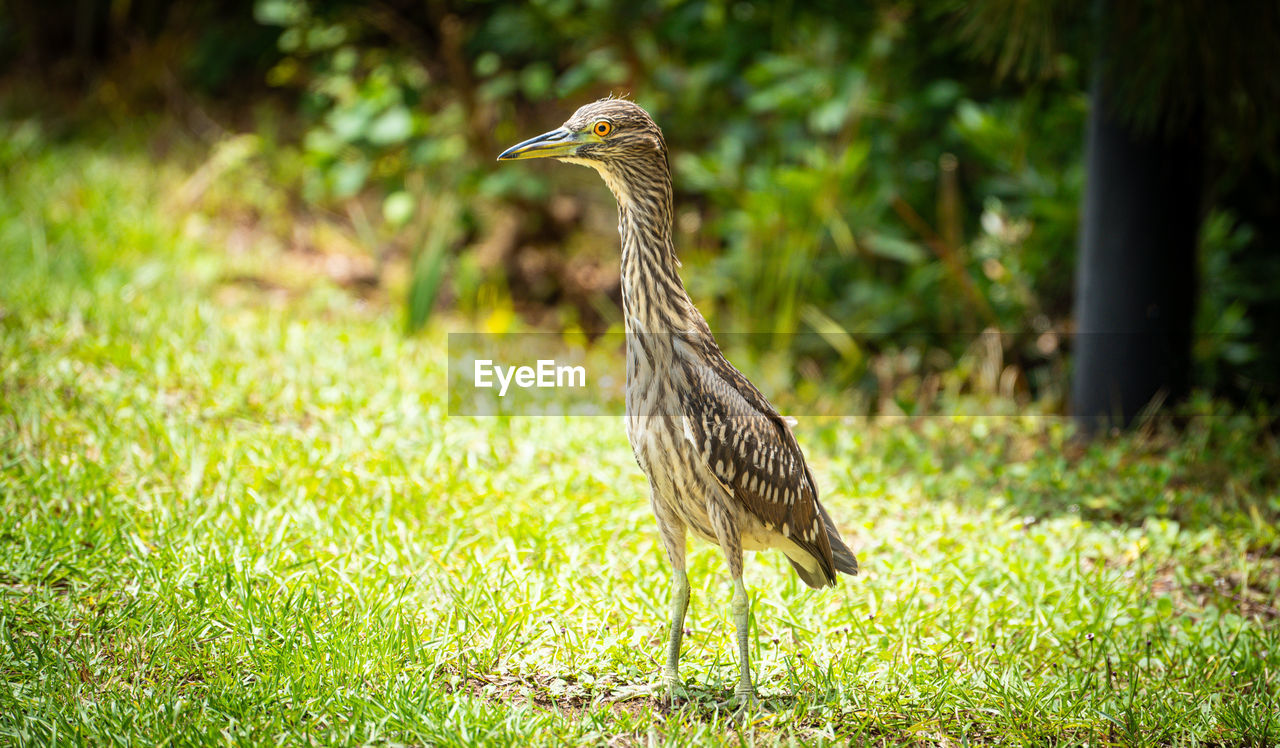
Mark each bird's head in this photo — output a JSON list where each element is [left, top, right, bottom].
[[497, 98, 667, 168]]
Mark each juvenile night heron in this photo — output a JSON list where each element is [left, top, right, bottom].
[[498, 99, 859, 703]]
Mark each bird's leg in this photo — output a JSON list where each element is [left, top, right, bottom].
[[708, 501, 755, 705], [650, 485, 689, 702], [662, 568, 690, 700], [729, 576, 754, 703]]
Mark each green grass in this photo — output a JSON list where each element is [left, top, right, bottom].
[[2, 128, 1279, 746]]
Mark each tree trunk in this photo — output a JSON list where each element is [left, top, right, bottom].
[[1069, 69, 1204, 434]]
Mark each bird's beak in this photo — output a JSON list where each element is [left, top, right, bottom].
[[497, 127, 582, 161]]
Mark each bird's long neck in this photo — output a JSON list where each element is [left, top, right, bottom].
[[600, 154, 695, 333]]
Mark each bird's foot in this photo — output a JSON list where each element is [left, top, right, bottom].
[[714, 683, 757, 711], [609, 674, 687, 704], [661, 673, 688, 705]]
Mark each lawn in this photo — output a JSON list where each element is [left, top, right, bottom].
[[2, 129, 1278, 746]]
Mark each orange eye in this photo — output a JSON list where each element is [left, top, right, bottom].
[[593, 121, 612, 137]]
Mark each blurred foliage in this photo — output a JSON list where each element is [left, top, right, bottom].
[[950, 0, 1280, 163], [3, 0, 1276, 407], [247, 0, 1098, 405], [946, 0, 1280, 402], [245, 0, 1278, 405]]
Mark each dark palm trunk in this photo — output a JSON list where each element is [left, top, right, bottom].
[[1069, 69, 1204, 434]]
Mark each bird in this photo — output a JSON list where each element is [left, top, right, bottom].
[[498, 98, 859, 704]]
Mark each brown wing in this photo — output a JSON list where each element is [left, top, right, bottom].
[[674, 333, 837, 585]]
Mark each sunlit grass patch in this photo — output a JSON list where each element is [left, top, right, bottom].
[[1, 133, 1278, 745]]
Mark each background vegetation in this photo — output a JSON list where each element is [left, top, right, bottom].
[[4, 0, 1276, 409]]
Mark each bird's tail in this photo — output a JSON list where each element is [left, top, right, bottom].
[[827, 530, 859, 576], [787, 557, 831, 589], [786, 500, 858, 588], [816, 500, 859, 577]]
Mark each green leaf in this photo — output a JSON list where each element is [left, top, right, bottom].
[[329, 160, 369, 198], [474, 52, 501, 77], [519, 63, 554, 99], [864, 234, 927, 264], [367, 106, 414, 146], [254, 0, 306, 27], [407, 244, 449, 332], [328, 107, 371, 143], [382, 191, 415, 226]]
